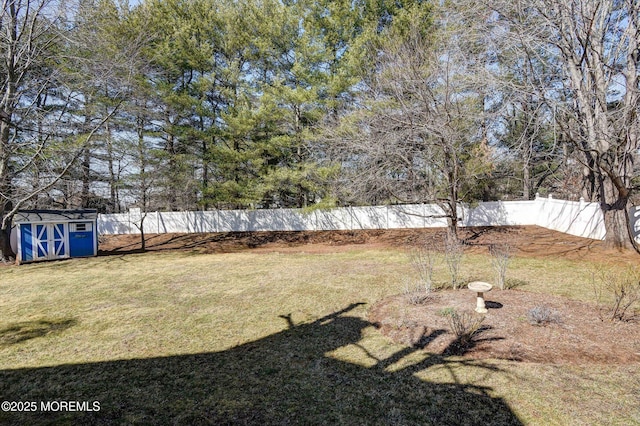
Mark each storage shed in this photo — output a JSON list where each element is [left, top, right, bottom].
[[13, 210, 98, 263]]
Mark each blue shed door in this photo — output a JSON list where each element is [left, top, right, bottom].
[[69, 222, 95, 257], [20, 224, 34, 261], [33, 223, 68, 260]]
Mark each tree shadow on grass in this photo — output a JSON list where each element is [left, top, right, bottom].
[[98, 231, 319, 256], [0, 304, 523, 425], [0, 318, 77, 347]]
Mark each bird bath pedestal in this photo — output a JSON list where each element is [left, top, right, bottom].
[[468, 281, 492, 314]]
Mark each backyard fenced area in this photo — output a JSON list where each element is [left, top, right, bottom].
[[1, 226, 639, 425]]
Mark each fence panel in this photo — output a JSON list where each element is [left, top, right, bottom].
[[535, 197, 605, 240], [96, 198, 610, 241]]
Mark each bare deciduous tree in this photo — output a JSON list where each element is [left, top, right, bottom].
[[494, 0, 640, 250], [490, 244, 512, 290], [0, 0, 72, 260], [326, 3, 495, 238], [0, 0, 136, 261]]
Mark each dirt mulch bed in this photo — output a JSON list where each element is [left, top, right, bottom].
[[369, 289, 640, 364], [99, 226, 639, 264]]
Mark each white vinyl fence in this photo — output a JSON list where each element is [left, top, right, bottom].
[[97, 194, 615, 241]]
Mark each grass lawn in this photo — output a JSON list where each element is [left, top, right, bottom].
[[0, 247, 638, 425]]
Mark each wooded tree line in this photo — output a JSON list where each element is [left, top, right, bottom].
[[1, 0, 638, 258]]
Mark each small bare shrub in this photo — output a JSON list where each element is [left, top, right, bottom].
[[408, 244, 436, 294], [526, 305, 561, 326], [402, 279, 431, 305], [592, 266, 640, 322], [443, 231, 464, 290], [442, 308, 485, 346], [490, 244, 512, 290]]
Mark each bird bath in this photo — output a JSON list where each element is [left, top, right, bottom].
[[468, 281, 492, 314]]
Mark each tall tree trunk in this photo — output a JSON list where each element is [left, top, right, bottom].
[[80, 110, 93, 208], [600, 175, 634, 250], [105, 121, 118, 213], [139, 215, 146, 252], [80, 147, 91, 208], [0, 118, 15, 260], [581, 149, 597, 202], [602, 205, 632, 250], [0, 225, 14, 262], [0, 180, 14, 261], [445, 145, 460, 240], [523, 160, 531, 200], [0, 197, 15, 262]]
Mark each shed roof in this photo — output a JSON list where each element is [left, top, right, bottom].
[[14, 209, 98, 223]]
